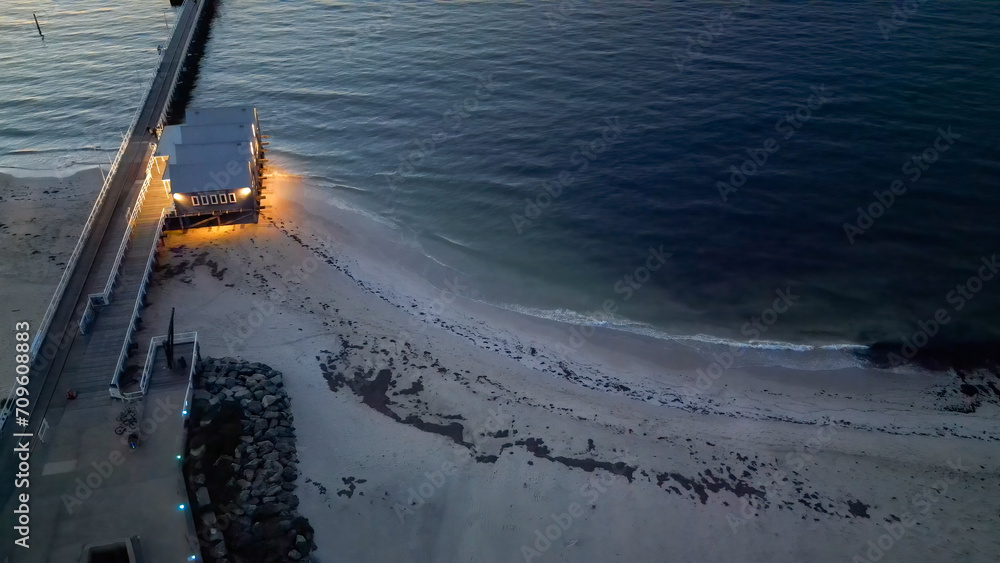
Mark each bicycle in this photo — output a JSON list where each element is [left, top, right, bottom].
[[114, 405, 139, 435], [116, 406, 138, 422], [115, 418, 138, 435]]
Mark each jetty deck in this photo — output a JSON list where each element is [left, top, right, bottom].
[[0, 0, 214, 560]]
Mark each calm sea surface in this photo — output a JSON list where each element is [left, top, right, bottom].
[[3, 1, 999, 368]]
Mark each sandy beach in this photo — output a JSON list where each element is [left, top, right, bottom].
[[0, 169, 103, 397], [4, 169, 998, 561], [122, 173, 996, 562]]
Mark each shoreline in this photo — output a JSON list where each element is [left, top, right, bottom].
[[1, 167, 997, 560], [131, 171, 996, 560], [263, 164, 1000, 376]]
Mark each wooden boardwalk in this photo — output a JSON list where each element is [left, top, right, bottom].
[[0, 0, 213, 560], [71, 160, 173, 399]]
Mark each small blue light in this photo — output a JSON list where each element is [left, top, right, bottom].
[[182, 410, 188, 416], [176, 455, 182, 460], [178, 504, 185, 510], [189, 556, 198, 561]]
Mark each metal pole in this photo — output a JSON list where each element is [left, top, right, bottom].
[[166, 307, 175, 369]]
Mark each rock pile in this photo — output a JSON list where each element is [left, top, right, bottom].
[[185, 357, 315, 563]]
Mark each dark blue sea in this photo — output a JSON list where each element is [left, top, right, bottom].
[[3, 0, 999, 370]]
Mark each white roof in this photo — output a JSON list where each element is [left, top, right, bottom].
[[155, 107, 260, 194], [166, 162, 252, 194], [156, 125, 184, 160], [155, 123, 255, 160], [173, 142, 253, 165], [185, 106, 258, 127], [178, 123, 256, 145]]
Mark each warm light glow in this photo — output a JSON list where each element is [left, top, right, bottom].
[[239, 187, 252, 197], [173, 193, 183, 201], [264, 166, 296, 179]]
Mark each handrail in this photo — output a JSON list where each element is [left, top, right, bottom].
[[27, 0, 191, 364], [28, 132, 129, 361], [109, 209, 167, 399], [120, 331, 198, 402], [103, 152, 158, 300], [78, 151, 158, 336], [3, 2, 197, 426]]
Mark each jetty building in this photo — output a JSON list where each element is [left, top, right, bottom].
[[156, 106, 267, 230]]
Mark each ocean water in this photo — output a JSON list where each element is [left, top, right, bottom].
[[2, 0, 999, 370]]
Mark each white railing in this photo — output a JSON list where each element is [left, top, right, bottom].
[[120, 332, 199, 401], [78, 301, 96, 335], [182, 333, 200, 419], [28, 131, 129, 361], [153, 0, 206, 131], [27, 0, 191, 363], [0, 379, 17, 429], [109, 0, 206, 400], [102, 152, 157, 300], [3, 2, 197, 428], [109, 209, 167, 400], [78, 151, 159, 336]]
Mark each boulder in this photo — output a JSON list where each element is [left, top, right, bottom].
[[208, 540, 228, 558], [254, 418, 269, 434], [206, 526, 224, 544], [196, 486, 211, 507], [200, 511, 217, 527], [295, 535, 308, 553], [258, 502, 283, 517]]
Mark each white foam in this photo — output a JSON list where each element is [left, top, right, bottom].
[[487, 301, 867, 370]]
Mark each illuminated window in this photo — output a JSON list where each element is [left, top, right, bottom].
[[210, 194, 219, 204], [228, 193, 237, 203]]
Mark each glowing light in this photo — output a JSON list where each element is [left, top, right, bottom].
[[178, 504, 185, 510], [182, 410, 188, 416], [239, 187, 252, 197], [172, 193, 183, 201], [176, 455, 182, 460]]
